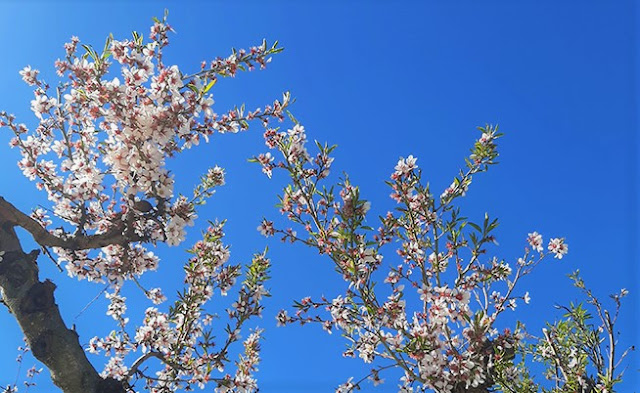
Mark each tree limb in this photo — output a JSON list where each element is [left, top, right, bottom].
[[0, 196, 143, 251], [0, 210, 126, 393]]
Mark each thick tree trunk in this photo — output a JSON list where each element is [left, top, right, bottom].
[[0, 217, 125, 393]]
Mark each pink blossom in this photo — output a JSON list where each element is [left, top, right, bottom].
[[19, 65, 39, 85], [548, 237, 569, 259], [394, 155, 417, 176], [527, 231, 543, 252]]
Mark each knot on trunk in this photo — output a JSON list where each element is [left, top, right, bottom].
[[0, 250, 38, 292], [21, 280, 56, 314], [31, 328, 56, 361], [98, 377, 127, 393]]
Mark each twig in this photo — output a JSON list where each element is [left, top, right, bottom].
[[74, 283, 109, 321], [40, 246, 63, 272]]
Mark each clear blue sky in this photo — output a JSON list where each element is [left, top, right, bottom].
[[0, 1, 637, 392]]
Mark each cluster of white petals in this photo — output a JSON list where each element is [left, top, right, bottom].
[[2, 17, 288, 289]]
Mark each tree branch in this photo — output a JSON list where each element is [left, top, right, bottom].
[[0, 214, 126, 393], [0, 196, 143, 251], [126, 351, 186, 381]]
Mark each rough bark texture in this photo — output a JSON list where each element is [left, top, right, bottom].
[[0, 201, 126, 393]]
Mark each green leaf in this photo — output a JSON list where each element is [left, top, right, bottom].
[[286, 110, 299, 124], [468, 222, 481, 232], [203, 79, 216, 94], [186, 83, 199, 94]]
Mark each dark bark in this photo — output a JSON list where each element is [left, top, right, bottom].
[[0, 203, 126, 393]]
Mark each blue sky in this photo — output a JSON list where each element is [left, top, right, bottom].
[[0, 1, 637, 392]]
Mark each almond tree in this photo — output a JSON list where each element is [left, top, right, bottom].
[[0, 13, 632, 393], [0, 13, 287, 393]]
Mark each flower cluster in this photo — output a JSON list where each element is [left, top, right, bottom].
[[2, 15, 288, 288]]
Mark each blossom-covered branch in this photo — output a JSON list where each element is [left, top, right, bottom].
[[253, 118, 628, 393]]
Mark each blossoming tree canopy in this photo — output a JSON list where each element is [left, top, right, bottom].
[[0, 11, 632, 393], [251, 122, 618, 393], [0, 13, 287, 393]]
